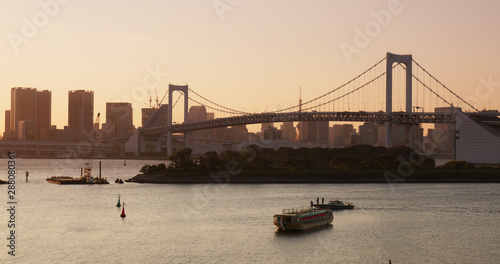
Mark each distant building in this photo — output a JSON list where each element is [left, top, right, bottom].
[[263, 126, 281, 140], [10, 87, 37, 138], [331, 124, 354, 147], [18, 121, 36, 141], [229, 125, 248, 142], [377, 124, 424, 148], [68, 90, 94, 140], [350, 132, 361, 146], [9, 87, 51, 140], [280, 122, 296, 141], [36, 90, 51, 137], [359, 123, 378, 145], [138, 104, 169, 154], [3, 110, 13, 139], [261, 123, 274, 140], [103, 102, 133, 140], [434, 107, 459, 153], [456, 109, 500, 164], [188, 106, 209, 139], [299, 119, 329, 144], [142, 104, 169, 128]]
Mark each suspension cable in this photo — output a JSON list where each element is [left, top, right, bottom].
[[188, 87, 250, 115], [412, 59, 479, 112], [275, 57, 387, 113]]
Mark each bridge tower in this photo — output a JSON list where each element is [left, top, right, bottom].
[[385, 52, 412, 148], [167, 84, 189, 157]]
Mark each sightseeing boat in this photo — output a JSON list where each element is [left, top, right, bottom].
[[313, 199, 355, 210], [273, 206, 333, 231]]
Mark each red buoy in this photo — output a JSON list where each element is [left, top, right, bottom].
[[120, 202, 126, 218]]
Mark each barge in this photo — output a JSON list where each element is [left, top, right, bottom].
[[273, 206, 333, 231]]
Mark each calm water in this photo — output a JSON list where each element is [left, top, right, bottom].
[[0, 159, 499, 264]]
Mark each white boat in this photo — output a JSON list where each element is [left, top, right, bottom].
[[313, 199, 355, 210], [273, 206, 333, 231]]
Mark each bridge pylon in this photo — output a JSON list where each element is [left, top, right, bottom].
[[168, 84, 189, 157], [386, 52, 413, 148]]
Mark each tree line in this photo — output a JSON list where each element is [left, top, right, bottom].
[[138, 145, 487, 175]]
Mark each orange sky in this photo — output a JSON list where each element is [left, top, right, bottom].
[[1, 0, 499, 134]]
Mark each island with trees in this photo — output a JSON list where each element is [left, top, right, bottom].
[[128, 145, 500, 184]]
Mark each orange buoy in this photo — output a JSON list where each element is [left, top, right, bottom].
[[120, 202, 126, 218]]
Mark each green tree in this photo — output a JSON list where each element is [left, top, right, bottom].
[[168, 148, 195, 170], [140, 163, 167, 174], [197, 151, 222, 172], [329, 155, 360, 170], [361, 154, 398, 169], [441, 160, 475, 170]]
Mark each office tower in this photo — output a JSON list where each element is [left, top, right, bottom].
[[332, 124, 354, 147], [10, 87, 37, 138], [9, 87, 52, 140], [36, 90, 51, 136], [142, 104, 169, 128], [4, 110, 12, 139], [299, 120, 329, 144], [104, 102, 133, 139], [188, 106, 208, 123], [359, 123, 379, 145], [142, 108, 155, 127], [281, 122, 296, 141], [68, 90, 94, 140]]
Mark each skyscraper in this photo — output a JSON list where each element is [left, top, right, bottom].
[[10, 87, 37, 138], [104, 102, 133, 139], [4, 110, 12, 139], [9, 87, 51, 140], [68, 90, 94, 140], [36, 90, 51, 137]]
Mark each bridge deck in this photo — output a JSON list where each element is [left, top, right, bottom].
[[142, 111, 455, 135]]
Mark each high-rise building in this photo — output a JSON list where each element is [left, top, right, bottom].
[[300, 120, 329, 144], [434, 107, 459, 153], [280, 122, 296, 141], [141, 104, 169, 128], [68, 90, 94, 140], [9, 87, 51, 140], [18, 120, 36, 141], [331, 124, 354, 147], [359, 123, 379, 145], [4, 110, 12, 139], [188, 106, 214, 139], [10, 87, 37, 138], [36, 90, 51, 136], [104, 102, 133, 139], [188, 106, 208, 123]]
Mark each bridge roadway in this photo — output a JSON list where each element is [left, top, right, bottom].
[[142, 111, 455, 135]]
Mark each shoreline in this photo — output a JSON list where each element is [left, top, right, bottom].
[[128, 169, 500, 184]]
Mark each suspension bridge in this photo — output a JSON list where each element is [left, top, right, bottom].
[[141, 52, 493, 156]]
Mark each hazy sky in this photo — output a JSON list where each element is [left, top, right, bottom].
[[1, 0, 499, 133]]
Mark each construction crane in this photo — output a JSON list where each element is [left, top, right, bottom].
[[155, 89, 159, 108], [147, 89, 152, 108], [93, 112, 100, 131]]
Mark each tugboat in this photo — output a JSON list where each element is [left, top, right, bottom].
[[273, 206, 333, 231], [313, 198, 355, 210]]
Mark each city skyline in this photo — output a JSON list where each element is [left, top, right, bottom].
[[1, 1, 500, 133]]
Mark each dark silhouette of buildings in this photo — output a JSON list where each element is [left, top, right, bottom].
[[6, 87, 52, 140], [68, 90, 93, 140], [103, 102, 133, 140]]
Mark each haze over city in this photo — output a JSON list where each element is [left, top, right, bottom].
[[1, 0, 500, 132]]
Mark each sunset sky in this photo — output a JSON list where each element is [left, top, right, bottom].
[[1, 0, 499, 133]]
